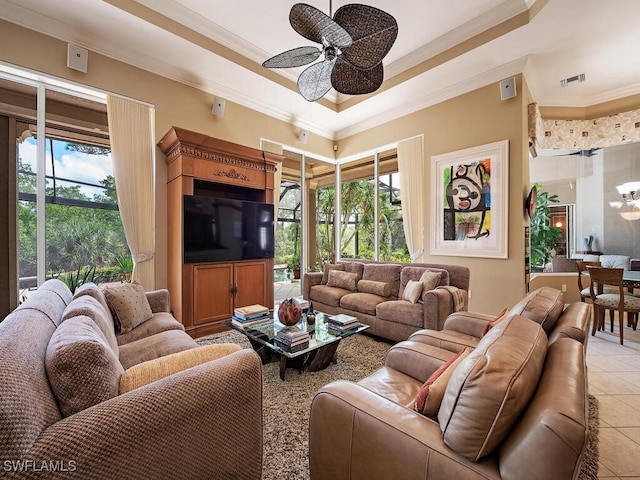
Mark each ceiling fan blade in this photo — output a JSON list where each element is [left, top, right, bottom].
[[331, 57, 383, 95], [289, 3, 352, 48], [262, 46, 321, 68], [297, 59, 335, 102], [334, 4, 398, 70]]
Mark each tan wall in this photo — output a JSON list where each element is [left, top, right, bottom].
[[529, 273, 582, 303], [0, 20, 335, 289], [1, 19, 530, 313], [339, 76, 529, 313]]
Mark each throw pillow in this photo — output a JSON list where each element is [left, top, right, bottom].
[[357, 279, 391, 297], [415, 348, 471, 418], [481, 307, 509, 336], [103, 280, 153, 334], [402, 279, 423, 304], [46, 315, 124, 417], [322, 263, 344, 284], [419, 271, 442, 292], [119, 343, 242, 394], [326, 269, 358, 291]]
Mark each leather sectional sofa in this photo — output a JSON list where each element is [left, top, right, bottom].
[[309, 287, 591, 480], [303, 259, 471, 342], [0, 279, 263, 480]]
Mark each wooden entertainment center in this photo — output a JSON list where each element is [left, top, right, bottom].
[[158, 127, 283, 338]]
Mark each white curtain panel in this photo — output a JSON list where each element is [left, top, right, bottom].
[[398, 136, 425, 262], [106, 96, 155, 289]]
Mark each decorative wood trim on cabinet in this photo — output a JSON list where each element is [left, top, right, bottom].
[[158, 127, 283, 338]]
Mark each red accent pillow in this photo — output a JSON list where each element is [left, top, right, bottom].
[[482, 308, 509, 336], [414, 347, 471, 417]]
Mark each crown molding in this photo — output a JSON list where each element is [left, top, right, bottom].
[[336, 57, 529, 140]]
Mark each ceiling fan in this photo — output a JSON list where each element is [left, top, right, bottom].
[[548, 147, 601, 157], [262, 2, 398, 102]]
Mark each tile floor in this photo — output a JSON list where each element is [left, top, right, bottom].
[[272, 284, 640, 477], [587, 316, 640, 479], [274, 280, 301, 303]]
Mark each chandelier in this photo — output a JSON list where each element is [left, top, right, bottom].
[[610, 181, 640, 220]]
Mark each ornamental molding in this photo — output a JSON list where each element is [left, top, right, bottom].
[[213, 169, 250, 181], [176, 144, 269, 172]]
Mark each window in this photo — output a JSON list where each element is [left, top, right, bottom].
[[18, 134, 128, 288]]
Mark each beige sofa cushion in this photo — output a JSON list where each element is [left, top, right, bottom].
[[104, 281, 153, 334], [73, 282, 115, 326], [321, 262, 344, 284], [46, 315, 124, 417], [438, 315, 547, 461], [327, 270, 358, 291], [61, 295, 119, 354], [357, 279, 391, 297], [119, 343, 242, 393], [361, 263, 402, 298], [508, 286, 564, 335]]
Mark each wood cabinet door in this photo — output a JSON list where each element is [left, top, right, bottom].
[[234, 261, 269, 309], [193, 263, 233, 325]]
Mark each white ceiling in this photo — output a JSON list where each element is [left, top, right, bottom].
[[1, 0, 639, 141]]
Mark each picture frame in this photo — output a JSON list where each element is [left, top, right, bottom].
[[430, 140, 509, 258]]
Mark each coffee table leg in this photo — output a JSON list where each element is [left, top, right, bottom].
[[306, 339, 341, 372], [279, 355, 287, 380]]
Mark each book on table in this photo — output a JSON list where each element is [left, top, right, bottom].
[[328, 313, 358, 326], [276, 326, 310, 341], [327, 321, 363, 335], [273, 337, 309, 353], [234, 304, 270, 320], [231, 313, 271, 328]]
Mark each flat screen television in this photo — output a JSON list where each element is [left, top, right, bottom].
[[183, 195, 274, 263]]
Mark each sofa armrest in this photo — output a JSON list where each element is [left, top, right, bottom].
[[303, 272, 323, 300], [422, 288, 468, 331], [384, 340, 455, 383], [27, 349, 263, 480], [442, 311, 495, 338], [309, 381, 499, 480], [145, 288, 170, 313]]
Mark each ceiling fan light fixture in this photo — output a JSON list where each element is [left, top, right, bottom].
[[263, 2, 398, 102]]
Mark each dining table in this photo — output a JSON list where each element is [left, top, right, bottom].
[[623, 270, 640, 290]]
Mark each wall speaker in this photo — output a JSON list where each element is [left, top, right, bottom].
[[500, 77, 516, 100], [67, 44, 88, 73], [212, 97, 225, 116], [298, 130, 308, 143]]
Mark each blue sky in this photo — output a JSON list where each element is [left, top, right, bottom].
[[20, 136, 113, 198]]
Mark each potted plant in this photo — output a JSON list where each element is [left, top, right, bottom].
[[529, 183, 563, 270], [115, 254, 134, 282], [285, 253, 301, 280]]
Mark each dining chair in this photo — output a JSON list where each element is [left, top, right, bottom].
[[577, 260, 616, 331], [588, 266, 640, 345]]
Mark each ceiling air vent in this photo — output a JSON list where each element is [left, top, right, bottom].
[[560, 73, 586, 88]]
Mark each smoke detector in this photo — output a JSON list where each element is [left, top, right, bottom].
[[560, 73, 586, 88]]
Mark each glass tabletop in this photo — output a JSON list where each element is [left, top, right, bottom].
[[224, 312, 369, 359]]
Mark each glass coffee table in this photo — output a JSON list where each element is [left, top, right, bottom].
[[224, 312, 369, 380]]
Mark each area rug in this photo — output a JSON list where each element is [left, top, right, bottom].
[[197, 331, 599, 480]]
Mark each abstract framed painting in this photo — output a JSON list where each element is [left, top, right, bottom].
[[430, 140, 509, 258]]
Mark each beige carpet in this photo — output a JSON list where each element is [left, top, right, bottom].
[[197, 331, 598, 480]]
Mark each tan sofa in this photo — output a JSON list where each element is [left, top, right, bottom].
[[303, 259, 470, 342], [0, 279, 263, 480], [309, 287, 591, 480]]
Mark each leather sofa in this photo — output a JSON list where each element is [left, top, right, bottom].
[[0, 279, 263, 480], [303, 259, 470, 342], [309, 287, 591, 480]]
